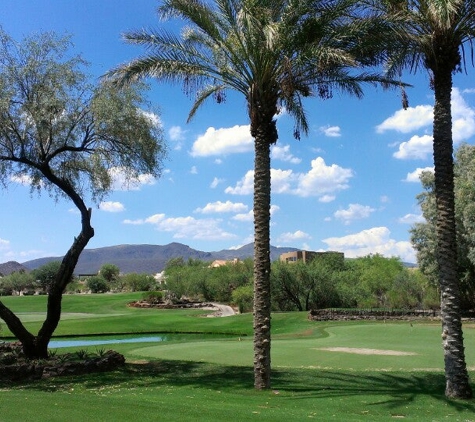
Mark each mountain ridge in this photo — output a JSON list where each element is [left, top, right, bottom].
[[16, 242, 299, 275]]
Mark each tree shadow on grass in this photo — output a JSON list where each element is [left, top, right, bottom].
[[9, 360, 475, 413], [272, 369, 475, 412]]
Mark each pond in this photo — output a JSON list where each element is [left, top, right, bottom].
[[48, 333, 236, 349]]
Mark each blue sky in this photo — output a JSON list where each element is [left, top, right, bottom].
[[1, 0, 474, 265]]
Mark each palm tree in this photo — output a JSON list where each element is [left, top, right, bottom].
[[374, 0, 475, 399], [107, 0, 397, 389]]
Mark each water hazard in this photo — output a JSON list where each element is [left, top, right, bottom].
[[48, 333, 236, 349]]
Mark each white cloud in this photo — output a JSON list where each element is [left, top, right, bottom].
[[168, 126, 186, 150], [398, 213, 425, 224], [463, 88, 475, 94], [319, 195, 336, 203], [382, 88, 475, 160], [334, 204, 375, 225], [294, 157, 353, 198], [225, 157, 353, 200], [99, 201, 125, 213], [191, 125, 253, 156], [195, 200, 248, 214], [376, 105, 433, 133], [190, 166, 198, 174], [393, 134, 433, 160], [270, 204, 280, 215], [168, 125, 186, 141], [320, 125, 341, 137], [404, 166, 434, 182], [109, 167, 156, 191], [233, 211, 253, 222], [123, 213, 236, 241], [277, 230, 311, 243], [271, 169, 296, 194], [452, 88, 475, 142], [271, 144, 301, 164], [210, 177, 225, 188], [322, 226, 416, 262], [0, 238, 10, 249], [225, 170, 254, 195]]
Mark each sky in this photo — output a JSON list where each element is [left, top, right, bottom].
[[1, 0, 475, 265]]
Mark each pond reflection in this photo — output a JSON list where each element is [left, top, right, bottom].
[[49, 336, 166, 348], [49, 333, 236, 349]]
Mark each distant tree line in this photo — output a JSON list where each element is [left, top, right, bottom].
[[0, 262, 157, 295], [162, 254, 439, 313]]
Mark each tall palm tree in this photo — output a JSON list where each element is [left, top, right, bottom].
[[107, 0, 396, 389], [373, 0, 475, 399]]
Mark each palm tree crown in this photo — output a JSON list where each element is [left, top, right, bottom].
[[109, 0, 394, 139]]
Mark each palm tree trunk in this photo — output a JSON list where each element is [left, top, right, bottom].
[[253, 130, 272, 390], [433, 67, 472, 399]]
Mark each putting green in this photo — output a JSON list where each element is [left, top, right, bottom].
[[128, 322, 475, 372]]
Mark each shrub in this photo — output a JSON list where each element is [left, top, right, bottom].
[[86, 276, 109, 293], [231, 284, 253, 313], [142, 290, 164, 304], [120, 273, 155, 292]]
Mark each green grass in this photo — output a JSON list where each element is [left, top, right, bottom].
[[0, 293, 474, 421]]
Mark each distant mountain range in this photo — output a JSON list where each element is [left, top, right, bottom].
[[13, 242, 299, 275]]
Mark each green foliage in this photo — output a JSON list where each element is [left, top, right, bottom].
[[86, 276, 109, 293], [99, 264, 120, 283], [411, 143, 475, 309], [164, 259, 253, 303], [352, 255, 404, 308], [272, 259, 342, 311], [31, 261, 63, 292], [0, 28, 167, 204], [142, 290, 164, 304], [231, 284, 253, 313], [0, 271, 35, 295], [162, 254, 429, 311], [165, 257, 185, 270], [120, 273, 155, 292], [64, 279, 86, 294]]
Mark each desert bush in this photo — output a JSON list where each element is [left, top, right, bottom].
[[120, 273, 155, 292], [142, 290, 164, 304], [86, 276, 109, 293]]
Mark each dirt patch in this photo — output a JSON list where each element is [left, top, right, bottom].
[[315, 347, 417, 356]]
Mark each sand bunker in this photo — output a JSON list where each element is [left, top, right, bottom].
[[316, 347, 417, 356]]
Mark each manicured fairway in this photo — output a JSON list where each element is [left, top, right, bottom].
[[0, 294, 474, 421]]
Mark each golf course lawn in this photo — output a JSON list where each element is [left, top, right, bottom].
[[0, 293, 474, 421]]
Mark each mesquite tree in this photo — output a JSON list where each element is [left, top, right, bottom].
[[0, 29, 166, 359]]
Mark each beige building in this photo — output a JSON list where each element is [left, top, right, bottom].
[[280, 250, 344, 264], [209, 258, 240, 268]]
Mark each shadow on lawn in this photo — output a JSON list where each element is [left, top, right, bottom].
[[11, 359, 475, 413]]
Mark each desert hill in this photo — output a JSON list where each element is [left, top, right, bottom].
[[18, 242, 298, 275]]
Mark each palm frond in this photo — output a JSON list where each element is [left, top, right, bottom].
[[188, 84, 227, 122]]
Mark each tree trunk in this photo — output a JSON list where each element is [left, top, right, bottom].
[[433, 67, 473, 399], [0, 209, 94, 359], [253, 132, 272, 390]]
